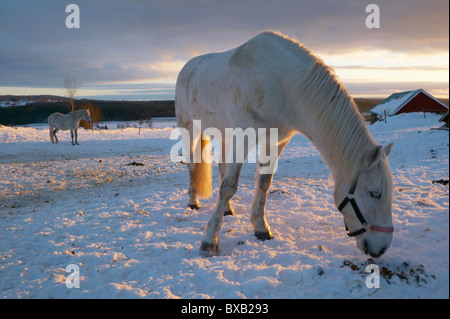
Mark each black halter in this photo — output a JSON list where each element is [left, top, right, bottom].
[[338, 178, 394, 237], [337, 179, 370, 237]]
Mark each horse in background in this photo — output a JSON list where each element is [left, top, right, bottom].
[[48, 109, 91, 145]]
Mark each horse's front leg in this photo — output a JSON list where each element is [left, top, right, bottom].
[[74, 128, 79, 145], [70, 129, 75, 145], [219, 162, 235, 216], [218, 138, 236, 216], [200, 161, 244, 255], [251, 168, 274, 240], [251, 140, 289, 240]]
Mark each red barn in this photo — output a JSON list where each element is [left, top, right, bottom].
[[370, 89, 448, 117]]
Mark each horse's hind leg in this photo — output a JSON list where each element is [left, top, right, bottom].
[[185, 127, 200, 209], [49, 128, 54, 143], [187, 162, 200, 209], [53, 128, 59, 143]]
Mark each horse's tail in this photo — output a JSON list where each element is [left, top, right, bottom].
[[194, 135, 212, 199]]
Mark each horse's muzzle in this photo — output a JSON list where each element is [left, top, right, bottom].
[[361, 239, 388, 258]]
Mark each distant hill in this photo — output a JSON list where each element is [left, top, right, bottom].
[[0, 96, 175, 125], [1, 95, 447, 126], [0, 95, 71, 103], [353, 98, 384, 113]]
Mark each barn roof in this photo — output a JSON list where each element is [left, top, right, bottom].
[[369, 89, 448, 116]]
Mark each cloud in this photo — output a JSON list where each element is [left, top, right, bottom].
[[344, 81, 449, 98], [0, 0, 448, 99]]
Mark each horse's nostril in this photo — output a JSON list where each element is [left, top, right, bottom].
[[362, 239, 369, 254], [369, 247, 386, 258]]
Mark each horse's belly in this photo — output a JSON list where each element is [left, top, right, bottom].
[[57, 124, 71, 130]]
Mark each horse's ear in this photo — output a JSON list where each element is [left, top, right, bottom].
[[365, 145, 382, 169], [382, 143, 393, 158]]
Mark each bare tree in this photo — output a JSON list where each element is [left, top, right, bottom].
[[79, 101, 103, 132], [63, 76, 81, 112]]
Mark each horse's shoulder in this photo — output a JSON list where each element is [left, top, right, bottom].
[[229, 32, 292, 68]]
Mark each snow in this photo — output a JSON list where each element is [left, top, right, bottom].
[[0, 113, 448, 299], [0, 100, 35, 108]]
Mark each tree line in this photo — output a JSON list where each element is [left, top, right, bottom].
[[0, 100, 175, 125]]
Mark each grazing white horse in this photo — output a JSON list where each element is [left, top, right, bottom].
[[48, 109, 91, 145], [175, 31, 394, 258]]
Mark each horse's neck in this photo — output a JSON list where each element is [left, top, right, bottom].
[[313, 105, 375, 181], [287, 61, 376, 183], [72, 110, 84, 122], [298, 95, 375, 184]]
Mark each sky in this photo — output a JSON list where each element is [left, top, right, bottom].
[[0, 0, 448, 100]]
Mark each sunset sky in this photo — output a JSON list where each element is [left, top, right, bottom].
[[0, 0, 448, 100]]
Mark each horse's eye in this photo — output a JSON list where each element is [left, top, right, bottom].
[[368, 191, 381, 200]]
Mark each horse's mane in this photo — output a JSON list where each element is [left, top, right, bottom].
[[274, 34, 393, 211], [293, 51, 376, 184], [254, 32, 391, 198]]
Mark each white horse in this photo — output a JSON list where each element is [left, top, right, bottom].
[[175, 31, 394, 258], [48, 109, 91, 145]]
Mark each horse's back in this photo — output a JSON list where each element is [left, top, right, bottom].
[[48, 112, 63, 125], [176, 31, 316, 129], [176, 52, 232, 127], [48, 112, 72, 130]]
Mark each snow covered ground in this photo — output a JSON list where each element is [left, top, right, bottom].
[[0, 113, 448, 299]]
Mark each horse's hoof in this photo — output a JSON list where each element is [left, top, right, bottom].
[[223, 209, 234, 216], [255, 231, 273, 241], [200, 241, 220, 256], [188, 203, 200, 210]]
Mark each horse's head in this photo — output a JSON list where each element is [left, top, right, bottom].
[[334, 143, 394, 258], [83, 109, 91, 122]]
